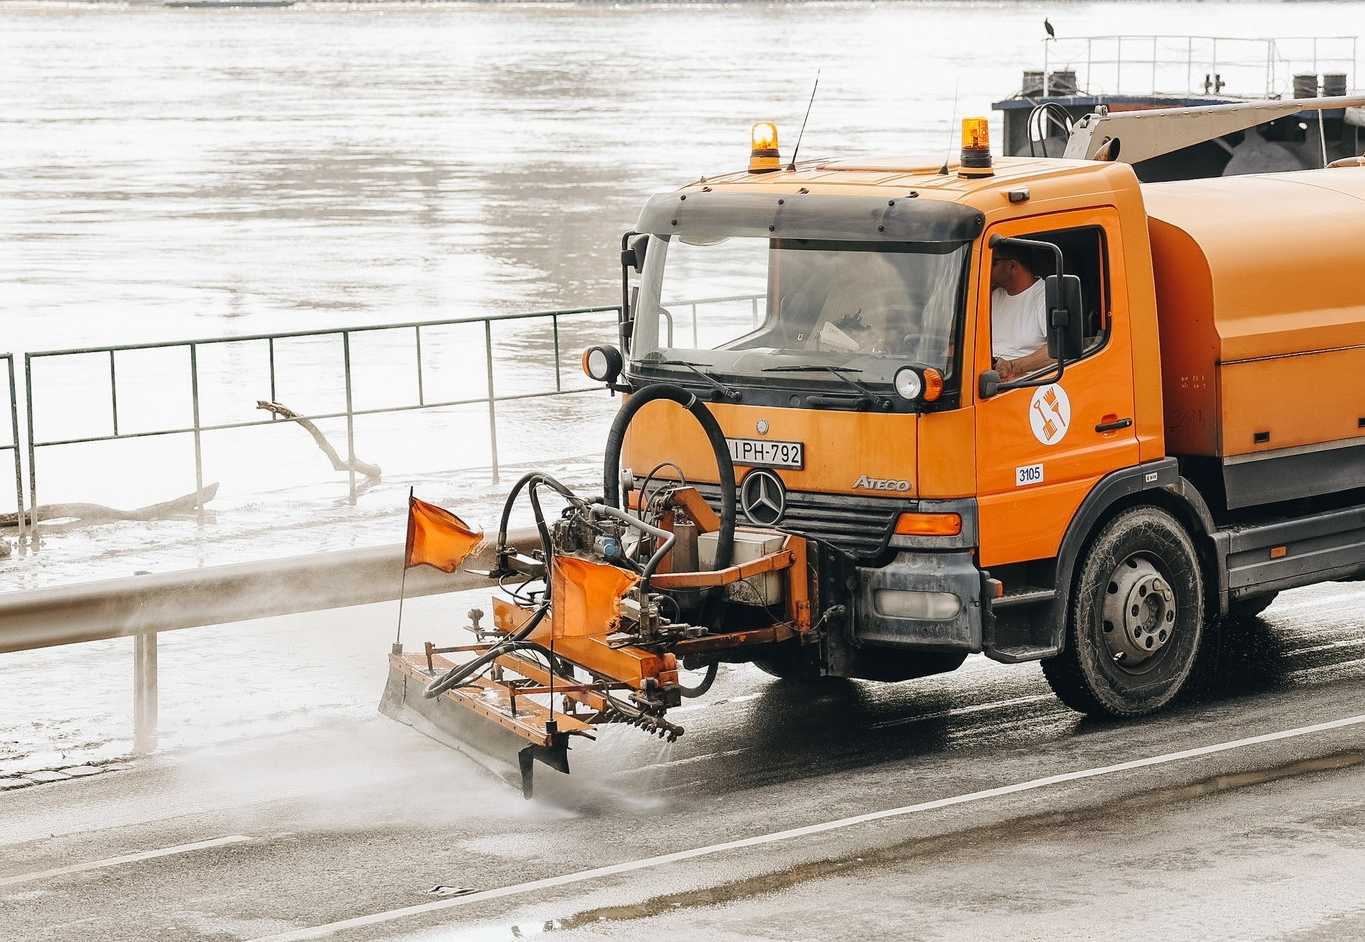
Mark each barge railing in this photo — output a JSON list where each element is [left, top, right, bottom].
[[1037, 34, 1356, 99]]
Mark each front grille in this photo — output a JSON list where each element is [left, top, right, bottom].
[[685, 482, 908, 559]]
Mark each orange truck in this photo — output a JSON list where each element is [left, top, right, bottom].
[[384, 105, 1365, 793], [597, 113, 1365, 717]]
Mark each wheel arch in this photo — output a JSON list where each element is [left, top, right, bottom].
[[1047, 459, 1225, 656]]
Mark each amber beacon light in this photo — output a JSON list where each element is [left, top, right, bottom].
[[959, 116, 994, 177], [749, 121, 781, 173]]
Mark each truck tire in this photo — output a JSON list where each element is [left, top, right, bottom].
[[1042, 506, 1205, 718], [1227, 592, 1278, 621]]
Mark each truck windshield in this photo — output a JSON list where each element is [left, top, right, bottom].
[[630, 235, 969, 386]]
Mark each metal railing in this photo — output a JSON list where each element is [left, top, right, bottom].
[[22, 305, 621, 521], [0, 527, 539, 753], [2, 354, 24, 542], [1039, 34, 1357, 99], [663, 292, 767, 347]]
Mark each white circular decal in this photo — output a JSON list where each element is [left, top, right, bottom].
[[1029, 383, 1071, 446]]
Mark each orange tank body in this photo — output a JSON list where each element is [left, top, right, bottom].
[[1143, 170, 1365, 460]]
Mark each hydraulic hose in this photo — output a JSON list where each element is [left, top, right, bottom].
[[602, 384, 736, 581], [423, 603, 549, 698], [495, 471, 581, 548], [678, 661, 718, 699], [493, 471, 581, 596]]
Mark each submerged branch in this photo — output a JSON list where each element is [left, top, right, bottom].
[[255, 400, 382, 481], [0, 483, 220, 529]]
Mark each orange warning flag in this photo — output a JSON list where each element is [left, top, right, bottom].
[[404, 495, 482, 573]]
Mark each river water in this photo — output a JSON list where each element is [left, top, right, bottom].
[[1, 1, 1360, 774]]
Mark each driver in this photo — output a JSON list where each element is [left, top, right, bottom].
[[990, 244, 1054, 380]]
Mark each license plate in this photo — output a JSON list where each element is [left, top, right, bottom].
[[726, 437, 804, 469]]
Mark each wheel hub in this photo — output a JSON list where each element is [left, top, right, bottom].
[[1102, 556, 1176, 667]]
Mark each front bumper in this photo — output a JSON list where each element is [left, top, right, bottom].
[[854, 550, 989, 652]]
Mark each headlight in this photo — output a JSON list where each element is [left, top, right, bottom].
[[893, 366, 923, 401], [581, 345, 623, 383]]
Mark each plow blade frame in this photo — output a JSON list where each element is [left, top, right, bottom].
[[379, 651, 586, 795]]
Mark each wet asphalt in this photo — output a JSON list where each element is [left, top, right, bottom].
[[2, 581, 1365, 941]]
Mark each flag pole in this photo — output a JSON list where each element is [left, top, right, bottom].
[[395, 486, 414, 647]]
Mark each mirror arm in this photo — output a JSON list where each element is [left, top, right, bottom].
[[619, 230, 639, 352], [618, 231, 654, 354]]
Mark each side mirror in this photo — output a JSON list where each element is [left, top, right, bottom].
[[1044, 273, 1084, 362], [620, 285, 641, 353], [620, 233, 650, 274]]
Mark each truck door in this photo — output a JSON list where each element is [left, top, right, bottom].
[[974, 209, 1140, 569]]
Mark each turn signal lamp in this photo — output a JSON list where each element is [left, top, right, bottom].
[[959, 116, 994, 178], [749, 121, 781, 173], [894, 512, 963, 537], [922, 367, 944, 402]]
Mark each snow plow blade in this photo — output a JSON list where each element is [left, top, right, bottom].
[[378, 649, 579, 798]]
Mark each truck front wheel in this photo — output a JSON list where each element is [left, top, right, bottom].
[[1042, 507, 1204, 717]]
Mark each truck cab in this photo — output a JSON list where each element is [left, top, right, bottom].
[[589, 118, 1365, 716]]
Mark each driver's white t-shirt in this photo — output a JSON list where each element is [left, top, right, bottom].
[[991, 279, 1048, 360]]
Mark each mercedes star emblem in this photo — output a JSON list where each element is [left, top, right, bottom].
[[740, 469, 786, 527]]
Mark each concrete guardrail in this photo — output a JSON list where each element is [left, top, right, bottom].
[[0, 527, 541, 752]]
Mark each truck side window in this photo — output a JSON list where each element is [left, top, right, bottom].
[[1026, 225, 1110, 355]]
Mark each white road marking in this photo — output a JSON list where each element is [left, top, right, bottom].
[[251, 712, 1365, 942], [0, 835, 251, 888]]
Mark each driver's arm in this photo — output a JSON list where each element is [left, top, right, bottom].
[[997, 344, 1054, 380]]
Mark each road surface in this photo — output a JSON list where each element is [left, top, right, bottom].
[[3, 582, 1365, 941]]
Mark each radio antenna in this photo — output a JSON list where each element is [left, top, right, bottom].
[[939, 78, 961, 175], [787, 68, 821, 171]]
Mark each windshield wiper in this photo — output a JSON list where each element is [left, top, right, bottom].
[[760, 365, 891, 409], [651, 359, 742, 401]]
